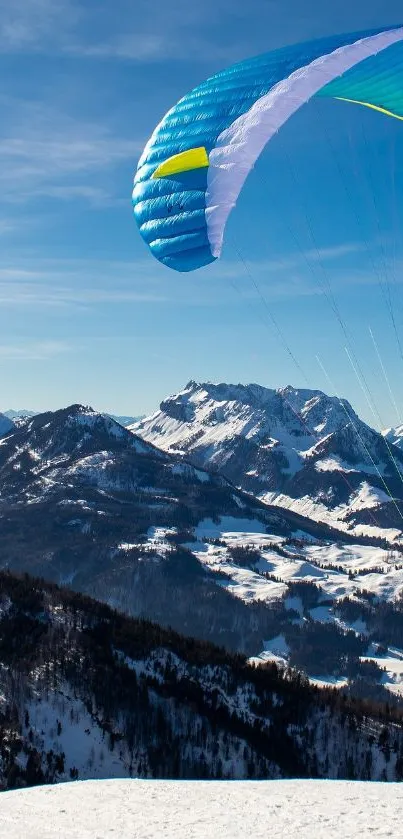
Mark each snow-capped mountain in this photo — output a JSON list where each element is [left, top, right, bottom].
[[383, 425, 403, 449], [0, 403, 360, 539], [132, 381, 403, 541]]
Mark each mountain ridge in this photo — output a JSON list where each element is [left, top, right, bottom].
[[3, 408, 144, 427]]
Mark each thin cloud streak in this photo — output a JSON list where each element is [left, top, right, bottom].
[[0, 245, 400, 311], [0, 340, 73, 361], [218, 242, 367, 279], [0, 99, 142, 205], [0, 1, 399, 72], [0, 0, 80, 52], [0, 0, 252, 65]]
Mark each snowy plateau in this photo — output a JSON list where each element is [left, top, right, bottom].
[[1, 779, 403, 838]]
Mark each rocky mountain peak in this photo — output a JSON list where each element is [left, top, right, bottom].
[[132, 381, 403, 540]]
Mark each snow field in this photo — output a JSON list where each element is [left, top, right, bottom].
[[2, 779, 403, 838]]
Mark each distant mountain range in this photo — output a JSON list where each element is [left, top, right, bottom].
[[132, 381, 403, 541], [0, 402, 355, 657], [4, 409, 37, 420], [2, 386, 403, 705], [110, 413, 145, 426], [3, 409, 144, 426]]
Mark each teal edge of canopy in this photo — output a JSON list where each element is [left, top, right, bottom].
[[132, 25, 403, 273]]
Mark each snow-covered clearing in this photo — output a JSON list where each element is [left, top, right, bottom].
[[250, 634, 290, 667], [195, 516, 268, 539], [2, 779, 403, 838], [189, 517, 403, 605], [182, 516, 403, 691], [361, 646, 403, 697], [146, 525, 177, 555]]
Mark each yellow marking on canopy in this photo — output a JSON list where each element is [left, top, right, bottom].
[[153, 146, 209, 179], [336, 97, 403, 122]]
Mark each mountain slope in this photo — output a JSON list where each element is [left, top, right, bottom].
[[132, 381, 403, 541], [2, 780, 403, 839], [1, 570, 403, 791], [0, 412, 14, 438]]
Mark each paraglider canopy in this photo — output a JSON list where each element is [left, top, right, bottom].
[[132, 26, 403, 273]]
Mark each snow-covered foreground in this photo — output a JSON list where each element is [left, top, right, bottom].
[[2, 779, 403, 838]]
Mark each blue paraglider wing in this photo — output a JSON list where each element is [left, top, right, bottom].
[[133, 26, 403, 273]]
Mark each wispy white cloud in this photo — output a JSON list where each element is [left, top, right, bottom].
[[0, 284, 168, 308], [0, 100, 141, 205], [0, 1, 393, 71], [0, 134, 134, 175], [218, 242, 367, 280], [0, 218, 21, 236], [71, 31, 243, 65], [0, 258, 170, 308], [0, 0, 262, 64], [0, 340, 73, 361], [30, 185, 121, 206], [0, 0, 80, 53], [0, 245, 396, 312]]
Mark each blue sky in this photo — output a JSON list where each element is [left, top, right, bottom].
[[2, 0, 403, 427]]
